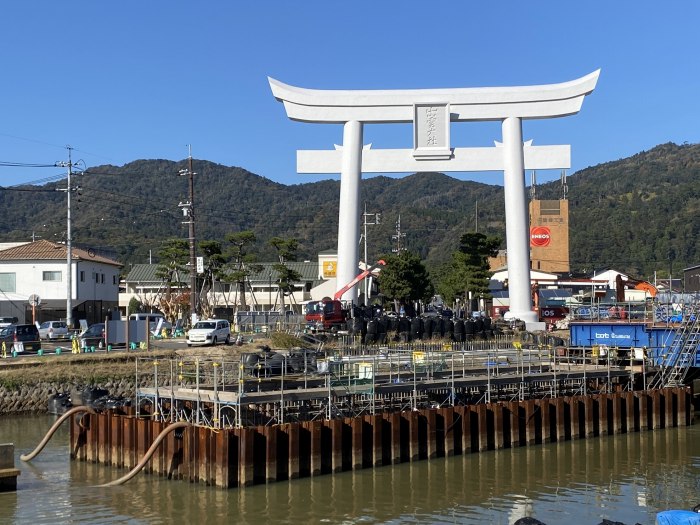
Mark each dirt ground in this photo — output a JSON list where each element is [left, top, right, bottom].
[[0, 329, 569, 387], [0, 336, 280, 386]]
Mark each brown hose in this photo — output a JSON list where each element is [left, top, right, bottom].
[[97, 421, 191, 487], [21, 406, 95, 461]]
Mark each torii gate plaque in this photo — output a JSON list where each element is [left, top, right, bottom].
[[270, 71, 599, 324]]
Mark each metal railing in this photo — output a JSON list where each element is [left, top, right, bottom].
[[134, 338, 634, 429], [568, 302, 654, 323]]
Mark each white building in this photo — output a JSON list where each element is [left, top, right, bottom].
[[119, 250, 379, 318], [489, 267, 560, 291], [0, 240, 122, 328]]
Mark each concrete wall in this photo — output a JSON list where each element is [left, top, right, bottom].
[[0, 379, 137, 414]]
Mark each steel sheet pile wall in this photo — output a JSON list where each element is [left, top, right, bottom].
[[70, 387, 691, 488]]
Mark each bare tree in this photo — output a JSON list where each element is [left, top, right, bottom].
[[155, 238, 190, 323]]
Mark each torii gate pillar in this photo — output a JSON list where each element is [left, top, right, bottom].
[[502, 117, 535, 322], [337, 120, 364, 303], [270, 71, 599, 322]]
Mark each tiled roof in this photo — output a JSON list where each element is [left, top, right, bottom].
[[248, 261, 320, 282], [125, 263, 190, 283], [0, 239, 121, 267], [0, 242, 30, 252]]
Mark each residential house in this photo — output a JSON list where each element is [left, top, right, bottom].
[[0, 240, 121, 327]]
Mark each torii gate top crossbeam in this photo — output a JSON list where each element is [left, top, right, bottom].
[[269, 70, 600, 123]]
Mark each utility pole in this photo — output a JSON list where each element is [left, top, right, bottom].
[[362, 202, 380, 304], [56, 146, 81, 329], [178, 146, 197, 325], [392, 215, 406, 253]]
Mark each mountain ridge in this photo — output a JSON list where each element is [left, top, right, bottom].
[[1, 142, 698, 280]]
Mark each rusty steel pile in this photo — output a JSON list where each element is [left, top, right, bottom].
[[135, 336, 639, 430]]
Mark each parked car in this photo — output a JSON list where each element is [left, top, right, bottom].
[[0, 317, 18, 329], [79, 323, 106, 350], [0, 324, 41, 353], [38, 320, 69, 340], [187, 319, 231, 347]]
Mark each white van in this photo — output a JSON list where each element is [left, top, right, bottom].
[[187, 319, 231, 346]]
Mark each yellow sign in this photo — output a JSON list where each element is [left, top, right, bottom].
[[412, 351, 426, 364], [322, 260, 337, 278]]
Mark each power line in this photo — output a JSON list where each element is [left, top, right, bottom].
[[0, 161, 61, 168], [0, 186, 62, 192], [0, 131, 115, 163]]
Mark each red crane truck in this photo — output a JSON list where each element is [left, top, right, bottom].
[[305, 260, 386, 332]]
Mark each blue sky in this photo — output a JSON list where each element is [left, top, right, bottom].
[[1, 1, 698, 188]]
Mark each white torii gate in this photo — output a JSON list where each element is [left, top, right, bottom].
[[270, 70, 599, 324]]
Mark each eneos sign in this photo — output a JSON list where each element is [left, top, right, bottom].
[[530, 226, 551, 247]]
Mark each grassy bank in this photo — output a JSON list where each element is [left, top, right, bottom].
[[0, 350, 178, 388]]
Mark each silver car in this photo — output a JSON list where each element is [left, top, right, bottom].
[[38, 320, 69, 340], [187, 319, 231, 346]]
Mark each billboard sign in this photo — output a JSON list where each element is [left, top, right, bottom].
[[570, 323, 649, 348], [530, 226, 551, 247], [322, 260, 337, 278]]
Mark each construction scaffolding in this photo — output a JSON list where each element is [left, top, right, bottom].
[[135, 340, 634, 430], [649, 308, 700, 388]]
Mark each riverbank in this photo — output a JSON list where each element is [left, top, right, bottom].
[[0, 330, 571, 414]]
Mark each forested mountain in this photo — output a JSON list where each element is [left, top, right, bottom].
[[536, 142, 700, 279], [1, 142, 698, 280]]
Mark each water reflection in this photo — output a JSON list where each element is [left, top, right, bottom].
[[0, 414, 698, 524]]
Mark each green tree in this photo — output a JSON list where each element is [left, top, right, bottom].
[[197, 240, 226, 319], [127, 297, 144, 316], [269, 236, 302, 314], [378, 250, 433, 311], [438, 232, 501, 310], [222, 231, 261, 312]]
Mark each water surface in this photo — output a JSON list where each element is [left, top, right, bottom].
[[0, 414, 698, 524]]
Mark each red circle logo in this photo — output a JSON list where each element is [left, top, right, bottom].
[[530, 226, 551, 247]]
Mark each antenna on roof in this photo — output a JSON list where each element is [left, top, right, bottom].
[[560, 169, 568, 200], [529, 171, 537, 201]]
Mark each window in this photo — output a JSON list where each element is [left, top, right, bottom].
[[43, 271, 62, 282], [0, 273, 16, 292], [80, 271, 85, 282], [101, 273, 105, 284], [113, 275, 117, 285]]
